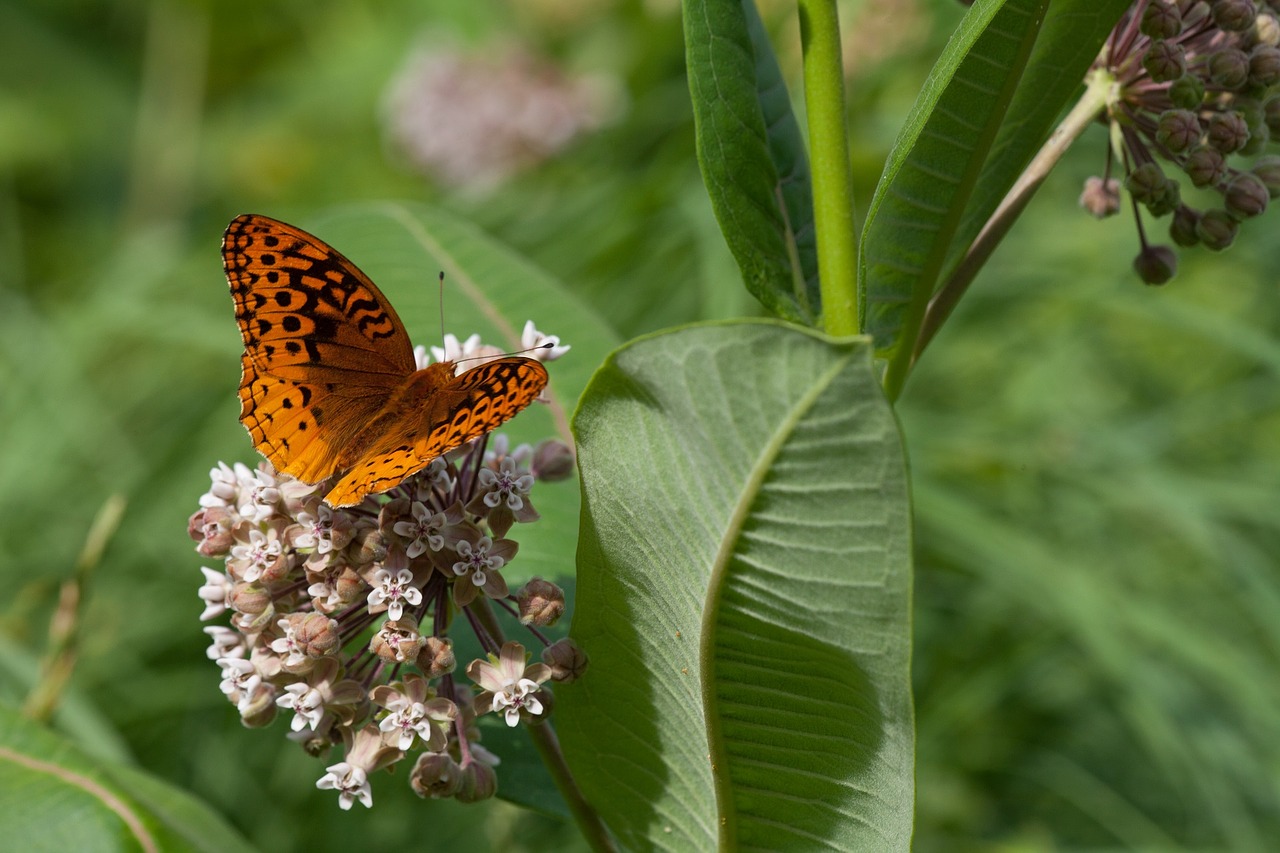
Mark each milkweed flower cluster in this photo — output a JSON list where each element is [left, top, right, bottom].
[[1084, 0, 1280, 283], [189, 327, 587, 810], [386, 43, 612, 191]]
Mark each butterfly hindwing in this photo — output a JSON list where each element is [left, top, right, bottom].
[[322, 358, 549, 507]]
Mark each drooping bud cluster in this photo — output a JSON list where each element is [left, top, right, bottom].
[[1084, 0, 1280, 283], [190, 325, 587, 810]]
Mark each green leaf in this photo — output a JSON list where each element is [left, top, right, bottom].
[[558, 320, 913, 851], [0, 704, 255, 853], [947, 0, 1132, 275], [860, 0, 1127, 358], [305, 201, 621, 583], [684, 0, 818, 324]]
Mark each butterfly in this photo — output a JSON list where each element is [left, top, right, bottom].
[[222, 214, 549, 507]]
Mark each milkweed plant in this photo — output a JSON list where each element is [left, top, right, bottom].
[[181, 1, 1280, 849]]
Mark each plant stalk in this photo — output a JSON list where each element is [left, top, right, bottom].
[[912, 70, 1115, 362], [528, 722, 618, 853], [798, 0, 859, 336], [24, 494, 126, 722]]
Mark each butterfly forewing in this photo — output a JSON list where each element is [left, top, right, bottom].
[[224, 214, 416, 384]]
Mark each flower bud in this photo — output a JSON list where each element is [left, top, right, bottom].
[[239, 684, 279, 728], [229, 581, 272, 616], [1212, 0, 1259, 32], [542, 638, 589, 683], [190, 507, 236, 557], [372, 618, 424, 664], [1181, 1, 1212, 29], [1256, 12, 1280, 46], [1132, 244, 1178, 285], [410, 752, 463, 799], [1143, 39, 1187, 82], [1240, 118, 1270, 156], [1079, 176, 1121, 218], [1264, 96, 1280, 135], [1184, 145, 1227, 187], [1156, 109, 1202, 153], [1125, 162, 1166, 203], [1195, 209, 1239, 250], [531, 439, 575, 481], [416, 635, 457, 678], [1148, 179, 1181, 217], [1170, 205, 1202, 247], [1224, 172, 1270, 218], [291, 612, 342, 658], [456, 760, 499, 803], [1168, 73, 1205, 109], [517, 577, 565, 626], [1142, 0, 1183, 38], [1207, 111, 1251, 153], [1208, 48, 1251, 89], [1250, 45, 1280, 87], [1251, 154, 1280, 197], [347, 523, 387, 566]]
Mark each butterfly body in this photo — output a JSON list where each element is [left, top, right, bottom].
[[223, 214, 548, 507]]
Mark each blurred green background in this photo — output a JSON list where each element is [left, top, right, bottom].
[[2, 0, 1278, 849]]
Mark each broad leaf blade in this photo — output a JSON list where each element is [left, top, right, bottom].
[[947, 0, 1132, 277], [558, 321, 913, 851], [860, 0, 1048, 356], [685, 0, 818, 323], [0, 705, 254, 852], [860, 0, 1129, 357]]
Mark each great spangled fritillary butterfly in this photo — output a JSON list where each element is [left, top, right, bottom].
[[222, 213, 549, 507]]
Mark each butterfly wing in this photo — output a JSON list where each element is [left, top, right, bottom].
[[323, 358, 549, 506], [224, 214, 416, 484]]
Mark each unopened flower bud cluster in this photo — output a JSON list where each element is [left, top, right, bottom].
[[1083, 0, 1280, 283], [190, 325, 587, 810]]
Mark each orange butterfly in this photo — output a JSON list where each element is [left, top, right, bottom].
[[222, 214, 548, 507]]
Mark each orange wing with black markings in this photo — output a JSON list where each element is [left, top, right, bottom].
[[222, 214, 548, 506]]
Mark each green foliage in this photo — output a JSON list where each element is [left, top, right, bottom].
[[0, 705, 254, 852], [3, 0, 1280, 849], [560, 322, 912, 851], [683, 0, 818, 324], [860, 0, 1131, 384]]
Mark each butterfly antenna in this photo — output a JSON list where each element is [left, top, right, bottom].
[[437, 271, 446, 341], [453, 342, 555, 366]]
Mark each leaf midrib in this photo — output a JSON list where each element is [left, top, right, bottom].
[[697, 347, 856, 851]]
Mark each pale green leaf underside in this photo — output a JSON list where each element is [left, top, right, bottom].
[[559, 320, 913, 851]]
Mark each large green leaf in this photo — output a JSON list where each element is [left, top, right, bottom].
[[684, 0, 818, 324], [0, 705, 255, 852], [859, 0, 1128, 357], [558, 321, 913, 851]]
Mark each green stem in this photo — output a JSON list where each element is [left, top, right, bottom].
[[911, 71, 1115, 363], [24, 495, 126, 722], [798, 0, 858, 336], [528, 723, 618, 853]]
